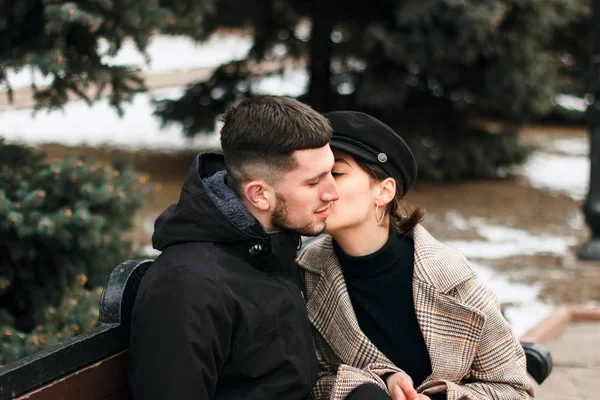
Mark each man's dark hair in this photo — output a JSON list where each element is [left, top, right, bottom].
[[219, 96, 332, 195]]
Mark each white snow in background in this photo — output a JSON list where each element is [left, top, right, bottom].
[[251, 69, 308, 97], [521, 152, 589, 201], [4, 34, 253, 90], [442, 211, 578, 336], [445, 225, 578, 259], [444, 213, 578, 259], [526, 134, 589, 157], [99, 34, 252, 72], [550, 137, 589, 156], [140, 244, 161, 258], [3, 69, 53, 91], [452, 266, 553, 338], [0, 86, 226, 150], [553, 94, 588, 112], [517, 133, 589, 200], [471, 262, 553, 338], [0, 66, 308, 149]]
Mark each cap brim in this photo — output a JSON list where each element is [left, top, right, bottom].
[[330, 139, 377, 164]]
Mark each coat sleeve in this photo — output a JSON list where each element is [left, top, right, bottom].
[[419, 281, 535, 400], [129, 265, 234, 400]]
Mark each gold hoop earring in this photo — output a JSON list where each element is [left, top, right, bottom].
[[375, 204, 385, 223]]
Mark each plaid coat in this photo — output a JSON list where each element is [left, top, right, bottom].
[[297, 225, 535, 400]]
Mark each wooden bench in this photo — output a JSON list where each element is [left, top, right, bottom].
[[0, 260, 151, 400], [0, 260, 553, 399]]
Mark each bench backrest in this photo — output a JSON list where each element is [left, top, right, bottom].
[[0, 260, 152, 400]]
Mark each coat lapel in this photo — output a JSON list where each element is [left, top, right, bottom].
[[305, 237, 391, 369], [412, 225, 486, 383], [413, 280, 485, 383]]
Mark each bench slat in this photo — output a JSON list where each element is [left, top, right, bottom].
[[16, 351, 129, 400]]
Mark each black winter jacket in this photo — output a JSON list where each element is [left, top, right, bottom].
[[129, 153, 318, 400]]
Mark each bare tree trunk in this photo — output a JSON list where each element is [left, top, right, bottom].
[[307, 2, 334, 112], [579, 0, 600, 259]]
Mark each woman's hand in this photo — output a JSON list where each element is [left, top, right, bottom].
[[385, 372, 429, 400]]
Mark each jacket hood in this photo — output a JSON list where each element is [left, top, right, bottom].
[[152, 152, 263, 249], [151, 152, 301, 267]]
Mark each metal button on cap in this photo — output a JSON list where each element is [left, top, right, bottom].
[[377, 153, 388, 163]]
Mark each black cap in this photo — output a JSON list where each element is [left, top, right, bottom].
[[325, 111, 417, 197]]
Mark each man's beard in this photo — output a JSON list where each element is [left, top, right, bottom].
[[271, 193, 326, 237]]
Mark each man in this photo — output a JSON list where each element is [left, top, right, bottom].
[[129, 96, 339, 399]]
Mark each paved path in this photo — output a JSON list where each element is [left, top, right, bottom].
[[533, 322, 600, 400]]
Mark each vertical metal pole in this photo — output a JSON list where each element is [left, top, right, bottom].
[[578, 0, 600, 260]]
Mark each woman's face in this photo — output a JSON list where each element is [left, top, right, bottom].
[[324, 150, 379, 235]]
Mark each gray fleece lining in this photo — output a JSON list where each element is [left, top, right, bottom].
[[202, 170, 256, 231]]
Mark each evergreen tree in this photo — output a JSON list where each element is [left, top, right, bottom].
[[2, 1, 591, 179], [0, 275, 103, 365], [0, 0, 174, 113], [154, 0, 589, 179], [0, 138, 152, 331]]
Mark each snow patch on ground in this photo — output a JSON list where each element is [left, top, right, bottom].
[[521, 152, 589, 201], [442, 211, 579, 336], [471, 262, 554, 338]]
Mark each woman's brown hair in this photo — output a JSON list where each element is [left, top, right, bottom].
[[355, 159, 425, 236]]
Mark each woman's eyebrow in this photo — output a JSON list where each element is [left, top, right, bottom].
[[333, 158, 351, 166]]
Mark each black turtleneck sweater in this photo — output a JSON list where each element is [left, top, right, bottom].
[[334, 228, 445, 399]]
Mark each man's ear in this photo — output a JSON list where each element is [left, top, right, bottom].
[[244, 180, 272, 211], [375, 177, 396, 206]]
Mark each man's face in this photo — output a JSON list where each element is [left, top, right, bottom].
[[271, 145, 340, 236]]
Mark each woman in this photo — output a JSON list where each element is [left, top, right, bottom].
[[297, 111, 534, 400]]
